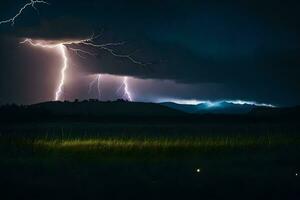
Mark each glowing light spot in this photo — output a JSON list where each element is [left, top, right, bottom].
[[196, 168, 201, 173], [205, 101, 221, 108]]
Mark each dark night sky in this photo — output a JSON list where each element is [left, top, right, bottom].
[[0, 0, 299, 106]]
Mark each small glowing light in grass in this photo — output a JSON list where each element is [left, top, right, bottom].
[[296, 173, 298, 176], [196, 168, 201, 173]]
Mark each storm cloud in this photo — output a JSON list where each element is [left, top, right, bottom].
[[0, 0, 299, 105]]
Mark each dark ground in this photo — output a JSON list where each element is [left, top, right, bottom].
[[0, 101, 299, 200]]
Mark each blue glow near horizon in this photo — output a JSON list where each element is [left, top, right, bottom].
[[158, 99, 276, 108], [203, 101, 222, 108]]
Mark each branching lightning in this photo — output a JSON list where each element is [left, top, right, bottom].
[[0, 0, 49, 26], [2, 1, 145, 102], [123, 77, 132, 101], [65, 33, 148, 67], [56, 45, 68, 101], [116, 77, 132, 101], [21, 34, 145, 101], [1, 2, 279, 106], [68, 47, 97, 59], [20, 39, 69, 101], [88, 74, 102, 100]]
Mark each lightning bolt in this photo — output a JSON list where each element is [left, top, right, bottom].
[[0, 0, 49, 26], [20, 39, 68, 101], [96, 74, 102, 100], [123, 77, 132, 101], [21, 34, 145, 101], [88, 76, 98, 94], [56, 44, 68, 101], [88, 74, 102, 100], [2, 1, 143, 102], [116, 77, 132, 101]]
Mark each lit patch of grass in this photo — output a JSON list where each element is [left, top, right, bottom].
[[29, 135, 299, 153], [1, 134, 299, 158]]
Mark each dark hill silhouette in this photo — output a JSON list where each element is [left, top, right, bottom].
[[0, 100, 299, 123], [250, 105, 300, 117], [32, 100, 184, 117], [0, 100, 185, 123]]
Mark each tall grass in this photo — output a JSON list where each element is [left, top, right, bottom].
[[1, 134, 299, 156]]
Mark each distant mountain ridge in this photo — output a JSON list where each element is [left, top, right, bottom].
[[161, 101, 269, 114]]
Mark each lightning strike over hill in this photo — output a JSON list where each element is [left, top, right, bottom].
[[0, 0, 49, 26], [123, 77, 132, 101], [56, 45, 68, 101], [116, 77, 132, 101], [88, 74, 102, 100]]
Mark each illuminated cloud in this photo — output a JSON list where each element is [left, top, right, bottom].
[[158, 98, 276, 108], [225, 100, 275, 108], [20, 36, 145, 101], [0, 1, 299, 105]]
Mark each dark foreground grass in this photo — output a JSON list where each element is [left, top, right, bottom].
[[1, 121, 300, 200], [1, 133, 300, 200]]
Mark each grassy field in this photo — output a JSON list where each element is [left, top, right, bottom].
[[0, 122, 300, 199], [2, 135, 299, 154]]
